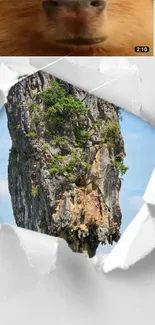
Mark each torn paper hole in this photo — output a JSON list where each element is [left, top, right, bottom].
[[0, 57, 155, 273]]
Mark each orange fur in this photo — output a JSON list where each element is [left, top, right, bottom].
[[0, 0, 153, 56]]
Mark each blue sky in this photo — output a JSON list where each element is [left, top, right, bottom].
[[0, 105, 155, 251], [98, 109, 155, 253], [119, 110, 155, 231], [0, 107, 15, 224]]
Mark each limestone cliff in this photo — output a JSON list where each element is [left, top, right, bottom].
[[5, 71, 127, 258]]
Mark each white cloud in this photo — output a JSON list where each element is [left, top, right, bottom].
[[125, 133, 142, 140], [0, 180, 10, 197]]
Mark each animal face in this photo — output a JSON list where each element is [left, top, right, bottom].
[[40, 0, 108, 46], [0, 0, 153, 55]]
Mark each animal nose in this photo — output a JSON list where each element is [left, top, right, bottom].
[[42, 0, 106, 12]]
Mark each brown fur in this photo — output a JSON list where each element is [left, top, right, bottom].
[[0, 0, 153, 56]]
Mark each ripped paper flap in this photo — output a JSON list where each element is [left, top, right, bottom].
[[0, 223, 155, 325]]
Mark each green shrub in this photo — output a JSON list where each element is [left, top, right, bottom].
[[16, 124, 21, 130], [36, 81, 88, 145], [92, 118, 103, 130], [48, 149, 89, 178], [49, 154, 66, 175], [75, 128, 90, 145], [31, 185, 40, 197], [41, 142, 49, 153], [102, 121, 120, 149], [50, 136, 69, 146], [52, 155, 65, 163], [29, 81, 89, 147], [34, 81, 67, 106], [49, 166, 62, 175], [27, 132, 36, 138], [115, 160, 128, 176], [29, 81, 126, 182], [28, 103, 44, 129], [29, 103, 40, 113]]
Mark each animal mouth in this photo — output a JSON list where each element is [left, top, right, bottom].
[[56, 36, 106, 46]]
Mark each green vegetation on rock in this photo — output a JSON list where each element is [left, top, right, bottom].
[[101, 121, 128, 176], [115, 160, 128, 176], [31, 185, 40, 197], [41, 82, 88, 146], [50, 136, 69, 146], [27, 132, 36, 138], [49, 149, 90, 180], [29, 80, 128, 179], [101, 121, 120, 149]]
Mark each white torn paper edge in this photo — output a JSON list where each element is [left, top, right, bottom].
[[0, 59, 37, 105], [29, 57, 155, 127], [0, 57, 155, 273], [1, 57, 155, 126], [1, 222, 155, 325]]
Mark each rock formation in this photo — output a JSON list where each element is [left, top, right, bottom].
[[5, 71, 127, 257]]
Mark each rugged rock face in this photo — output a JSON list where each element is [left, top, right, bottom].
[[5, 71, 126, 258]]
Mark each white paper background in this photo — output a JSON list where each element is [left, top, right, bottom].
[[0, 57, 155, 324]]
